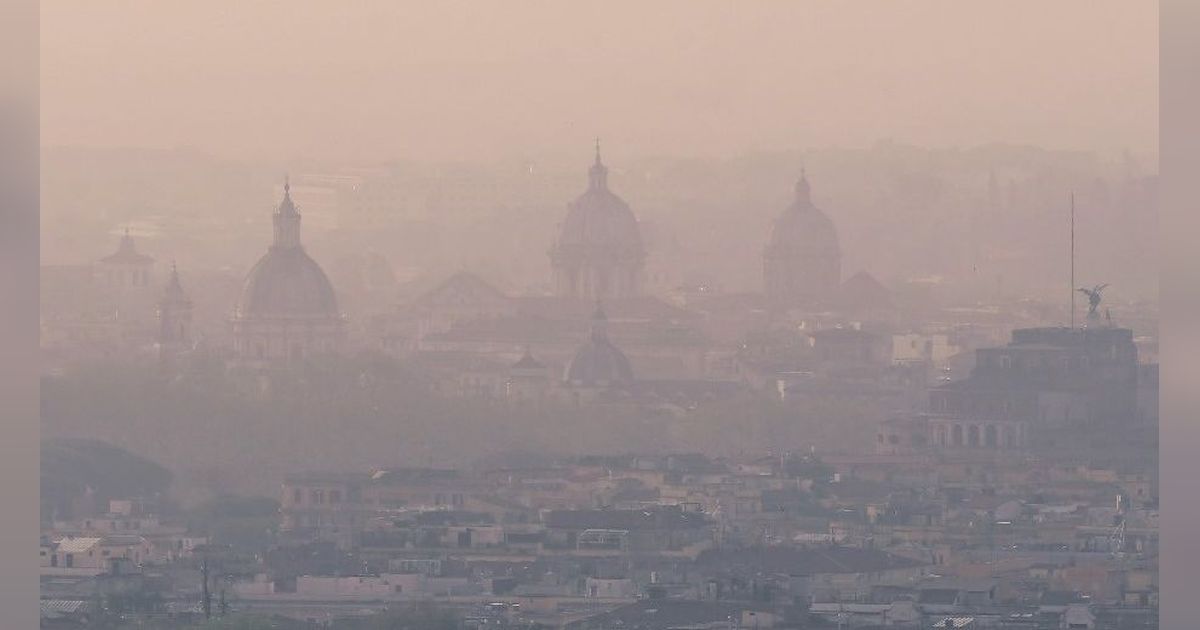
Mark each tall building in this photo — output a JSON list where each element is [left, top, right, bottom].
[[763, 171, 841, 307], [156, 263, 193, 363], [231, 179, 345, 362], [550, 143, 645, 300]]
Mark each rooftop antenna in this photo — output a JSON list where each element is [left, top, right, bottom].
[[1070, 192, 1076, 329]]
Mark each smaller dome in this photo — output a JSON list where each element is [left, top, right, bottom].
[[102, 228, 154, 265], [512, 348, 545, 370], [564, 305, 635, 387]]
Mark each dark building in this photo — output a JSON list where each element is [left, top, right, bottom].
[[927, 326, 1139, 451]]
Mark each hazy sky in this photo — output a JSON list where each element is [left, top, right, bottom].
[[42, 1, 1157, 163]]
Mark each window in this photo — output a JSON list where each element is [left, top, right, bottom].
[[984, 425, 998, 448], [293, 488, 302, 504]]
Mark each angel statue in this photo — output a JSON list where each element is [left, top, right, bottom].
[[1077, 283, 1108, 318]]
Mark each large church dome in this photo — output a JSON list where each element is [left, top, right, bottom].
[[236, 181, 339, 319], [763, 171, 842, 305], [231, 179, 344, 362], [236, 247, 339, 318], [550, 143, 645, 300], [557, 172, 643, 257]]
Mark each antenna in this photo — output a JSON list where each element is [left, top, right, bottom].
[[1070, 192, 1076, 329]]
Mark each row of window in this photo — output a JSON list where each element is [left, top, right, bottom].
[[933, 423, 1024, 448], [102, 268, 152, 287], [982, 353, 1098, 371], [292, 488, 344, 505]]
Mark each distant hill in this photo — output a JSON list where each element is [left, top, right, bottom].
[[41, 437, 172, 523]]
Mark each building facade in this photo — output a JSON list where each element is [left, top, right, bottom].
[[926, 326, 1139, 452]]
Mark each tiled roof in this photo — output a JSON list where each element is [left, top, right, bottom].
[[696, 545, 927, 576], [544, 508, 709, 531], [569, 600, 771, 630], [41, 600, 90, 615], [53, 537, 102, 554]]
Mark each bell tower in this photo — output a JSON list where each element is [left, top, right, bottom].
[[158, 262, 193, 363]]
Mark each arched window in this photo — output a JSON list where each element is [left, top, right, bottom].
[[984, 425, 998, 448]]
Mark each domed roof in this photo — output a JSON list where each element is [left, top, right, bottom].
[[512, 348, 546, 370], [101, 228, 155, 265], [237, 247, 339, 318], [766, 171, 840, 259], [564, 305, 635, 387], [556, 144, 644, 260], [235, 179, 340, 319]]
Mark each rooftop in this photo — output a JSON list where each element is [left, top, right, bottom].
[[695, 545, 926, 576]]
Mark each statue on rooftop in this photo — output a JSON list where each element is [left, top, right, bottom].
[[1077, 283, 1108, 318]]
